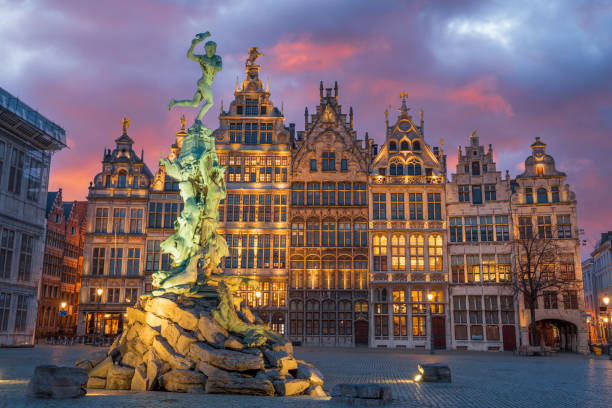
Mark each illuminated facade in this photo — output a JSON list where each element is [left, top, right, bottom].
[[511, 138, 587, 353], [446, 131, 517, 351], [288, 83, 372, 346], [213, 57, 291, 334], [368, 97, 448, 349]]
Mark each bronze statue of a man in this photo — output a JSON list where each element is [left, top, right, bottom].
[[168, 32, 222, 122]]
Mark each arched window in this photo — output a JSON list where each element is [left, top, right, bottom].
[[428, 234, 443, 272], [381, 288, 387, 301], [117, 171, 127, 188], [413, 141, 421, 150], [322, 259, 336, 289], [289, 300, 303, 335], [396, 164, 403, 175], [354, 258, 367, 289], [410, 234, 425, 271], [537, 188, 548, 203], [390, 164, 397, 176], [306, 259, 320, 289], [389, 141, 397, 151], [322, 300, 336, 335], [373, 235, 388, 271], [338, 258, 352, 289], [290, 258, 304, 289], [338, 300, 352, 335], [391, 234, 406, 271], [305, 300, 320, 335], [401, 141, 409, 150]]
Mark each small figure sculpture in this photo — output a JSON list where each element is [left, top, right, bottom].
[[122, 117, 130, 133], [168, 32, 222, 123], [246, 47, 264, 66]]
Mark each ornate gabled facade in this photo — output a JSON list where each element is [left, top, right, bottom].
[[512, 138, 587, 353], [368, 96, 448, 349], [446, 131, 517, 351], [213, 54, 291, 335], [78, 121, 153, 337], [289, 82, 372, 346]]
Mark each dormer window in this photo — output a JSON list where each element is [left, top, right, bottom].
[[389, 141, 397, 151], [401, 141, 409, 151], [245, 99, 258, 116], [117, 171, 127, 188], [537, 188, 548, 203], [471, 161, 480, 176], [413, 141, 421, 151]]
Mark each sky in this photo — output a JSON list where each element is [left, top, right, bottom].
[[2, 0, 611, 253]]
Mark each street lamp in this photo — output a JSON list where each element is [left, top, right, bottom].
[[427, 292, 434, 355], [603, 296, 610, 351]]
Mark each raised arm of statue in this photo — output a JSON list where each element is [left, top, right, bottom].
[[187, 32, 210, 62]]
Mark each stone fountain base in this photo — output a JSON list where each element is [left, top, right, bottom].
[[76, 293, 325, 397]]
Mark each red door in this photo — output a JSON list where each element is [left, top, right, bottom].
[[432, 316, 446, 349], [502, 325, 517, 351], [354, 321, 369, 345]]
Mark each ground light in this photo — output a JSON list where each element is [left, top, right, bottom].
[[413, 374, 423, 382]]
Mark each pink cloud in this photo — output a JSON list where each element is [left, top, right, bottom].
[[446, 77, 514, 117]]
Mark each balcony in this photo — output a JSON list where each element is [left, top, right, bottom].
[[371, 175, 444, 185]]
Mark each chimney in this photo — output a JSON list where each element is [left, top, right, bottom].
[[289, 123, 295, 141]]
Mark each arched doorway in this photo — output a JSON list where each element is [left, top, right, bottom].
[[535, 319, 578, 352]]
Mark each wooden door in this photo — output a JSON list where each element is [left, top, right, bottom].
[[354, 320, 369, 345], [432, 316, 446, 349], [502, 325, 517, 351]]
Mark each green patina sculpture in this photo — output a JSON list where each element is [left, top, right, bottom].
[[152, 33, 277, 344]]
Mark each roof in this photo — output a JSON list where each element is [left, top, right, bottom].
[[46, 191, 59, 217], [63, 202, 74, 221]]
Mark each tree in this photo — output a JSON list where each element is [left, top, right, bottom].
[[511, 233, 579, 346]]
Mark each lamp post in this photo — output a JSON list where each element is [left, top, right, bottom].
[[603, 296, 610, 354], [59, 301, 67, 337], [427, 292, 434, 355]]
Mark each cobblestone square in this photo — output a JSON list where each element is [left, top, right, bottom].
[[1, 345, 611, 407]]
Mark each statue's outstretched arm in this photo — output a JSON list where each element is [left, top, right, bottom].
[[187, 32, 209, 62]]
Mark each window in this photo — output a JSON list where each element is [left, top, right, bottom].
[[374, 302, 389, 338], [559, 254, 575, 280], [290, 300, 303, 335], [322, 221, 334, 246], [450, 217, 463, 242], [244, 122, 258, 144], [338, 259, 351, 289], [95, 208, 109, 233], [411, 291, 426, 337], [497, 254, 511, 282], [409, 234, 424, 271], [481, 254, 496, 282], [272, 194, 286, 222], [537, 188, 548, 203], [291, 222, 304, 247], [551, 186, 560, 203], [484, 296, 500, 340], [466, 254, 480, 282], [310, 159, 317, 171], [413, 141, 421, 150], [469, 296, 483, 340], [408, 193, 423, 220], [495, 215, 509, 241], [427, 193, 441, 220], [92, 247, 105, 275], [305, 300, 320, 335], [272, 235, 286, 268], [109, 248, 123, 276], [112, 208, 126, 233], [401, 141, 409, 150], [322, 300, 336, 335], [259, 123, 272, 143], [338, 300, 352, 335], [543, 292, 558, 309], [354, 259, 367, 289], [26, 158, 42, 201], [389, 141, 397, 151], [148, 202, 162, 228], [322, 183, 335, 206], [525, 188, 533, 204], [390, 193, 404, 220], [0, 142, 4, 186], [229, 122, 243, 143], [225, 235, 239, 268], [291, 183, 305, 205], [428, 234, 443, 272], [245, 99, 258, 115], [306, 221, 319, 247], [0, 229, 15, 279], [484, 184, 496, 201], [126, 248, 140, 276], [307, 183, 320, 206], [322, 151, 335, 171], [14, 295, 28, 332], [373, 193, 386, 220], [471, 161, 480, 176], [451, 255, 465, 283], [257, 234, 271, 268], [407, 163, 422, 175], [117, 171, 127, 188], [225, 194, 240, 221], [133, 175, 140, 188], [17, 234, 33, 282], [125, 288, 138, 304], [458, 185, 470, 202], [353, 222, 367, 247], [337, 222, 351, 247], [500, 296, 515, 324], [557, 215, 571, 238], [453, 296, 468, 340], [129, 209, 143, 233], [472, 185, 482, 204], [393, 290, 408, 337], [518, 216, 533, 239], [537, 215, 552, 239], [353, 183, 366, 205], [373, 235, 387, 271], [480, 216, 494, 242], [145, 240, 160, 271], [0, 292, 11, 331], [8, 148, 24, 194], [464, 216, 478, 242], [338, 182, 351, 205], [391, 234, 406, 271], [341, 159, 348, 171], [107, 288, 120, 303], [563, 291, 578, 309]]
